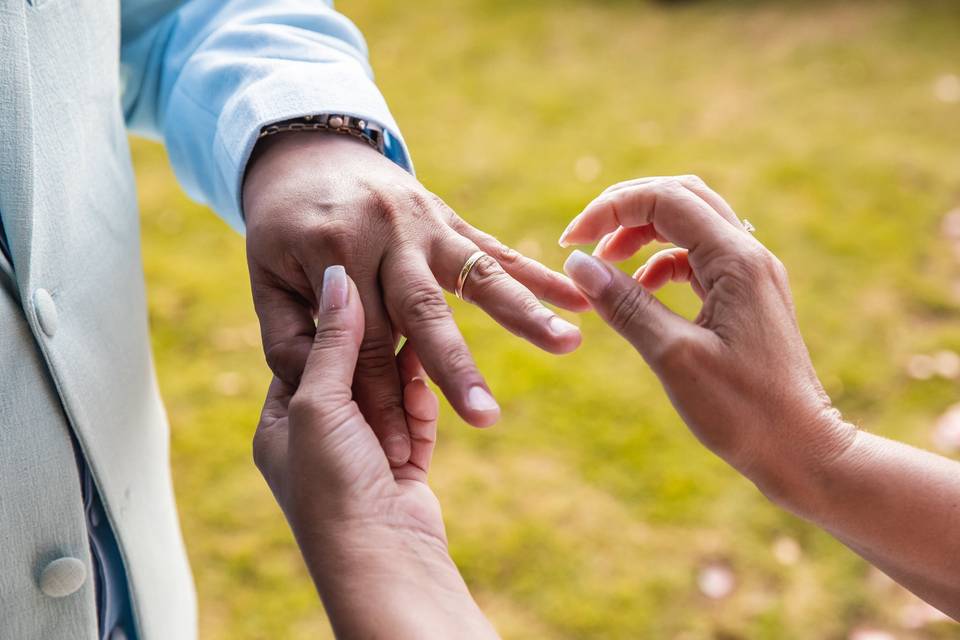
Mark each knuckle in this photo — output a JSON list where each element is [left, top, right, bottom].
[[302, 217, 354, 249], [516, 293, 545, 317], [766, 251, 789, 281], [725, 244, 768, 280], [607, 285, 655, 333], [313, 324, 354, 348], [440, 344, 477, 378], [379, 187, 432, 225], [679, 174, 707, 189], [396, 285, 451, 326], [356, 333, 399, 377], [465, 255, 509, 298], [492, 242, 522, 268]]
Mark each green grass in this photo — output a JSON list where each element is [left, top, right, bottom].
[[134, 1, 960, 637]]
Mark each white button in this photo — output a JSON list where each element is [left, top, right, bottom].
[[33, 288, 58, 337], [110, 628, 128, 640], [39, 556, 86, 598]]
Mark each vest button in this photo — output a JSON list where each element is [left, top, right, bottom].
[[39, 556, 86, 598], [33, 288, 58, 337]]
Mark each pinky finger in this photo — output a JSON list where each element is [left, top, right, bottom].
[[396, 342, 439, 479], [397, 379, 439, 480]]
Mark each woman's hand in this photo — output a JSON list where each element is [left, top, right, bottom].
[[559, 176, 856, 501], [253, 265, 497, 640], [560, 176, 960, 619]]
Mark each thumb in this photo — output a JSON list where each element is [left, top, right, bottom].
[[290, 265, 365, 425], [563, 250, 701, 367]]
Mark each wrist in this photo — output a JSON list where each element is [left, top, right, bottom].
[[747, 408, 859, 519], [242, 129, 384, 227], [299, 526, 495, 639]]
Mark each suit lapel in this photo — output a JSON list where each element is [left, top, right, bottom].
[[0, 0, 36, 291]]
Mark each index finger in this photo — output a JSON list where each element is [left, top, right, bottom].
[[559, 178, 743, 255]]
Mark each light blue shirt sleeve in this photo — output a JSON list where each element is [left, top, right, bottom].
[[119, 0, 412, 233]]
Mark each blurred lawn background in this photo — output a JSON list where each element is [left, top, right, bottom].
[[133, 0, 960, 638]]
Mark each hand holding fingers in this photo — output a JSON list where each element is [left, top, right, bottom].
[[300, 261, 413, 467], [283, 266, 399, 496]]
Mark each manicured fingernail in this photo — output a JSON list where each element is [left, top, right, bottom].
[[466, 385, 499, 413], [548, 315, 579, 337], [383, 434, 410, 466], [321, 265, 348, 311], [563, 250, 612, 297]]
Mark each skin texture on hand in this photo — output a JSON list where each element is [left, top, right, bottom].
[[243, 131, 587, 468], [560, 175, 960, 620], [253, 265, 498, 640]]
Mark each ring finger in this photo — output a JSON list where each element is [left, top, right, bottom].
[[430, 231, 582, 355]]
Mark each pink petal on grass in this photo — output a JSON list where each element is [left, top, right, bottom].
[[933, 350, 960, 379], [941, 208, 960, 240], [848, 627, 895, 640], [772, 536, 801, 566], [697, 562, 735, 600], [907, 354, 936, 380]]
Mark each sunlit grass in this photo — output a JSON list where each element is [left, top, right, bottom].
[[136, 1, 960, 637]]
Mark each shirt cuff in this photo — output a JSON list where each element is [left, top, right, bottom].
[[212, 58, 413, 233]]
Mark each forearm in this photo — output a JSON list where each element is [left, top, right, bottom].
[[763, 423, 960, 617], [297, 529, 498, 639]]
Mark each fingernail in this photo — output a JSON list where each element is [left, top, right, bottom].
[[592, 234, 610, 257], [321, 265, 348, 311], [558, 214, 582, 247], [548, 315, 580, 337], [383, 434, 410, 467], [563, 250, 612, 297], [466, 385, 499, 413]]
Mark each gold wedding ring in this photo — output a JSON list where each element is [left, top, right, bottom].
[[455, 251, 487, 300]]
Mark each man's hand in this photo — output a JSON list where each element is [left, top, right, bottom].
[[244, 132, 587, 466], [253, 266, 498, 640]]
